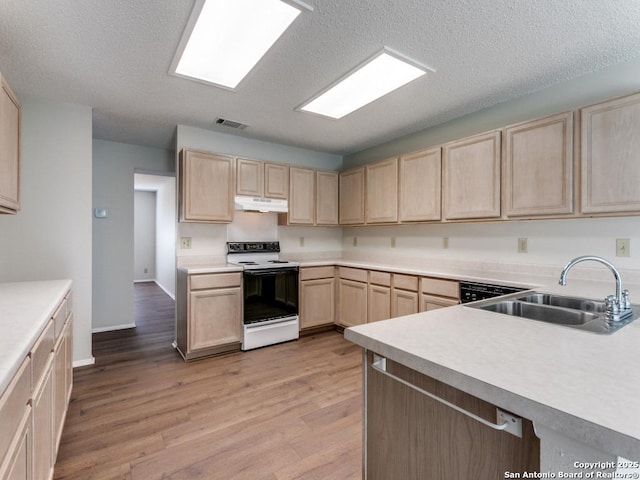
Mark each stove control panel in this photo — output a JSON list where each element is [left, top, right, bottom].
[[227, 242, 281, 254]]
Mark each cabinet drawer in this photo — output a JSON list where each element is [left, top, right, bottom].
[[300, 266, 335, 281], [31, 320, 54, 388], [369, 271, 391, 287], [393, 274, 418, 292], [339, 267, 368, 283], [421, 277, 460, 299], [190, 273, 242, 290], [0, 356, 31, 465], [52, 293, 69, 340]]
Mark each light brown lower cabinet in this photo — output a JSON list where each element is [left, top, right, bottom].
[[1, 405, 31, 480], [176, 271, 243, 360], [368, 284, 391, 323], [391, 274, 419, 317], [299, 266, 336, 332], [420, 277, 460, 311], [337, 268, 368, 327], [365, 352, 539, 479], [32, 366, 54, 480]]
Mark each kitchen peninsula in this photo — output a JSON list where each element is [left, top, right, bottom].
[[344, 275, 640, 478]]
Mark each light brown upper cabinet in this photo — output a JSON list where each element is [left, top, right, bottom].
[[287, 167, 315, 224], [581, 92, 640, 214], [180, 149, 235, 223], [443, 130, 501, 220], [399, 147, 442, 222], [236, 158, 288, 199], [339, 167, 365, 225], [0, 73, 20, 214], [316, 170, 339, 225], [503, 112, 573, 217], [264, 163, 289, 199], [365, 157, 398, 224]]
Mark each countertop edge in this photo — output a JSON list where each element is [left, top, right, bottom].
[[344, 326, 640, 460]]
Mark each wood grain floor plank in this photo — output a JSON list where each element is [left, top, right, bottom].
[[54, 282, 363, 480]]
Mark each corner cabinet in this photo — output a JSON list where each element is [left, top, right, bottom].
[[176, 270, 242, 361], [364, 352, 539, 479], [179, 149, 235, 223], [581, 92, 640, 214], [442, 131, 501, 221], [503, 112, 573, 217], [0, 73, 21, 214]]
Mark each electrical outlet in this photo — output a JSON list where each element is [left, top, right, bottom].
[[299, 236, 305, 247], [144, 268, 148, 274], [616, 238, 630, 257], [443, 237, 449, 249], [353, 237, 358, 247], [517, 238, 528, 253], [180, 237, 192, 249], [497, 409, 523, 438], [391, 237, 396, 248]]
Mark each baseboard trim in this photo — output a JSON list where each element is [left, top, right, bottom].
[[73, 357, 95, 368], [154, 280, 175, 301], [92, 323, 136, 333]]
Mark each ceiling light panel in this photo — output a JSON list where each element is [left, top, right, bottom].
[[300, 49, 433, 119], [172, 0, 309, 90]]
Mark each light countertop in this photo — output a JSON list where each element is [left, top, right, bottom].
[[344, 296, 640, 461], [0, 279, 72, 395]]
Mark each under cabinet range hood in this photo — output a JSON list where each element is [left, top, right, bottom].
[[234, 195, 288, 213]]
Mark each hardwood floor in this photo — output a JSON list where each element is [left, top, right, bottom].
[[54, 282, 364, 480]]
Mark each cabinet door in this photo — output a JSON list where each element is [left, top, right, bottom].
[[366, 158, 398, 223], [366, 353, 539, 480], [581, 92, 640, 213], [443, 131, 501, 220], [368, 285, 391, 323], [338, 279, 368, 327], [0, 407, 31, 480], [236, 158, 263, 197], [264, 163, 289, 199], [33, 367, 53, 480], [339, 167, 365, 225], [399, 148, 441, 222], [504, 112, 573, 217], [288, 167, 315, 224], [0, 75, 20, 214], [392, 289, 419, 317], [420, 294, 459, 312], [189, 287, 242, 351], [180, 150, 234, 223], [300, 278, 335, 329], [64, 316, 73, 404], [316, 170, 339, 225]]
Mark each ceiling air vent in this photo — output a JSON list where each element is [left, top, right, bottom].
[[214, 117, 248, 130]]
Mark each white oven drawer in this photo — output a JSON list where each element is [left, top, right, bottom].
[[242, 316, 299, 351]]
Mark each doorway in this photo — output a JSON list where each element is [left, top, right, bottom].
[[133, 172, 176, 300]]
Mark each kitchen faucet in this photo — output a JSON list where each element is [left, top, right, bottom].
[[559, 255, 631, 322]]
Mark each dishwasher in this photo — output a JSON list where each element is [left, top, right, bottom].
[[459, 281, 527, 304]]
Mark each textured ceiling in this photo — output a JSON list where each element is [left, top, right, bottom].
[[1, 0, 640, 155]]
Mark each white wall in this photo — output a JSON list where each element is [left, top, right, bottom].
[[134, 190, 156, 281], [0, 97, 93, 366], [175, 125, 344, 259], [93, 140, 174, 331]]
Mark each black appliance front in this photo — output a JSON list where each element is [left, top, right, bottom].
[[242, 267, 299, 324]]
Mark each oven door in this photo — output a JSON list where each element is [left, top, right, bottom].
[[242, 267, 299, 324]]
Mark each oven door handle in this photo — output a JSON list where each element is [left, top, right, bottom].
[[245, 318, 298, 332], [244, 267, 298, 276]]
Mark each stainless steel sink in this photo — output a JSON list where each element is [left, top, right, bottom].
[[469, 292, 639, 334], [516, 293, 607, 313]]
